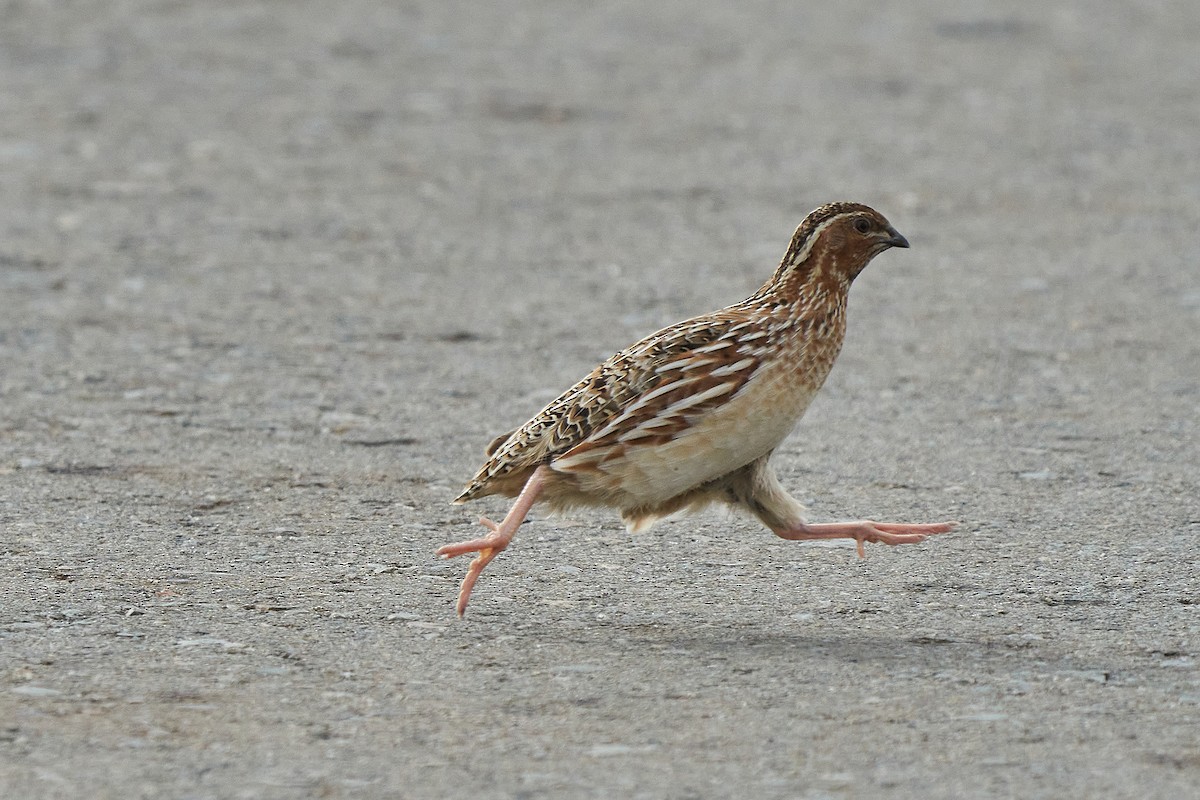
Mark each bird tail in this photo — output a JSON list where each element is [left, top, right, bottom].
[[451, 483, 481, 505]]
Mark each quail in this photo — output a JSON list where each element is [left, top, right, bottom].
[[438, 202, 955, 616]]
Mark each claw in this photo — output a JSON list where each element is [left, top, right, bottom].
[[435, 466, 550, 616]]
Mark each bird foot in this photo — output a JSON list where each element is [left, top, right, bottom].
[[435, 466, 550, 617], [435, 517, 503, 558], [436, 518, 513, 617], [775, 520, 956, 558]]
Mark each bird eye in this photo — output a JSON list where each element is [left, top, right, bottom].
[[853, 217, 871, 234]]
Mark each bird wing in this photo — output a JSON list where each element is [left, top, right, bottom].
[[455, 310, 766, 501]]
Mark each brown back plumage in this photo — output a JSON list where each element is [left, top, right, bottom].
[[455, 312, 758, 501]]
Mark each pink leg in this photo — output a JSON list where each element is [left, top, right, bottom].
[[774, 520, 956, 558], [436, 466, 549, 617]]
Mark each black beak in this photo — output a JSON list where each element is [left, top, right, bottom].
[[885, 227, 910, 249]]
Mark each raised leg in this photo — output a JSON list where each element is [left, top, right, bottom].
[[436, 466, 549, 617], [773, 519, 956, 558], [722, 454, 956, 557]]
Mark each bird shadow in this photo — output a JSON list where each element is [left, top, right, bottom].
[[602, 623, 1037, 675]]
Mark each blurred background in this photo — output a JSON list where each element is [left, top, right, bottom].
[[3, 2, 1196, 469], [2, 2, 1197, 798]]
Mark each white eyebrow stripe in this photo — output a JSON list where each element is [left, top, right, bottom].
[[786, 215, 842, 267]]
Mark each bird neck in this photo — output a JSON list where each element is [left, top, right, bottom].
[[749, 248, 852, 312]]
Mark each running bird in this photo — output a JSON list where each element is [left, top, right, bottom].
[[437, 202, 955, 616]]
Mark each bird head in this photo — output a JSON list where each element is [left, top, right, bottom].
[[770, 202, 909, 292]]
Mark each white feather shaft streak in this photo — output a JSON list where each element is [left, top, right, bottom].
[[692, 339, 734, 354], [589, 374, 701, 440], [708, 357, 756, 378], [658, 380, 740, 417]]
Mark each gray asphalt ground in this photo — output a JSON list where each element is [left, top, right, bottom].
[[2, 2, 1198, 798]]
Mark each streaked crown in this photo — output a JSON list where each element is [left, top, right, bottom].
[[768, 202, 908, 290]]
